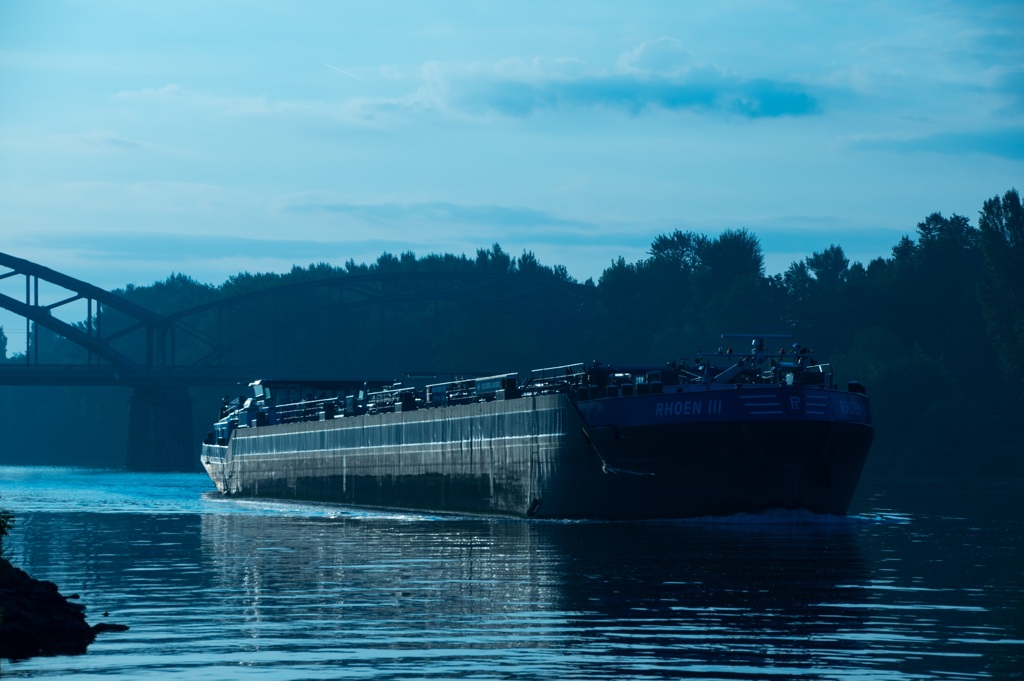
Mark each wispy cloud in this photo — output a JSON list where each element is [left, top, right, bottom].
[[616, 37, 696, 74], [0, 130, 159, 155], [20, 231, 352, 263], [287, 197, 593, 232], [420, 39, 821, 119], [991, 65, 1024, 109], [850, 128, 1024, 160], [450, 71, 819, 118], [113, 39, 821, 123], [115, 83, 326, 118]]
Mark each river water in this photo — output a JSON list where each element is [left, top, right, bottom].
[[0, 467, 1021, 680]]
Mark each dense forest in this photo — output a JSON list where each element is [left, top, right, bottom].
[[1, 188, 1022, 477]]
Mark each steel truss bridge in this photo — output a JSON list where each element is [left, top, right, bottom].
[[0, 252, 594, 471]]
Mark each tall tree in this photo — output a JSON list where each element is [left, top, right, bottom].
[[475, 244, 515, 274], [649, 230, 706, 271], [978, 188, 1024, 383], [806, 244, 849, 290], [698, 228, 765, 281]]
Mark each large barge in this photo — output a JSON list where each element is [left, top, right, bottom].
[[201, 335, 874, 519]]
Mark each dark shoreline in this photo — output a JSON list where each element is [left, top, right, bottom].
[[0, 557, 128, 661]]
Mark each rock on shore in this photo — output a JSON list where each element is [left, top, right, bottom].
[[0, 557, 128, 661]]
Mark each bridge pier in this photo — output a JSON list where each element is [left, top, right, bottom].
[[127, 386, 195, 471]]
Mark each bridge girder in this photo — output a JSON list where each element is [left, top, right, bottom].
[[0, 252, 172, 373]]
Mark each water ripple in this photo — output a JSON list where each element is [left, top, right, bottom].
[[1, 468, 1022, 680]]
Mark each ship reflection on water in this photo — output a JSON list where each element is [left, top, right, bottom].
[[198, 509, 872, 676]]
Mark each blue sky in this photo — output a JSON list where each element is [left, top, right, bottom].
[[1, 0, 1022, 300]]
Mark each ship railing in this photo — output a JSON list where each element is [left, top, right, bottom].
[[771, 357, 827, 386], [366, 386, 419, 414], [521, 363, 586, 396], [798, 363, 833, 387], [566, 362, 692, 399], [528, 363, 586, 382], [274, 397, 343, 424], [219, 395, 248, 418], [692, 351, 831, 387], [426, 373, 519, 406]]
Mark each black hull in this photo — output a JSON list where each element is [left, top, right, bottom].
[[202, 388, 873, 520], [582, 420, 872, 517]]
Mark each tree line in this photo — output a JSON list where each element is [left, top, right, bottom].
[[1, 188, 1022, 476]]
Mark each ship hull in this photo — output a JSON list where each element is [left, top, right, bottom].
[[202, 386, 873, 520]]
